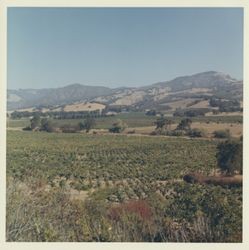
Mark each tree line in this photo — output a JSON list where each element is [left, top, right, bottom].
[[23, 114, 128, 134]]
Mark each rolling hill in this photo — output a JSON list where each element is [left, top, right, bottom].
[[7, 71, 243, 112]]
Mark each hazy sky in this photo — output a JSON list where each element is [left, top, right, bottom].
[[8, 7, 243, 89]]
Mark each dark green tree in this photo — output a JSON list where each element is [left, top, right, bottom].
[[109, 119, 127, 133], [30, 114, 40, 130], [40, 118, 54, 132], [176, 118, 192, 131], [79, 116, 96, 133], [155, 117, 173, 130], [145, 110, 156, 116], [155, 117, 166, 129], [216, 139, 242, 175]]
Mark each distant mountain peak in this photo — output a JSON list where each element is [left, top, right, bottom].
[[65, 83, 82, 88], [192, 71, 236, 80], [7, 71, 242, 111]]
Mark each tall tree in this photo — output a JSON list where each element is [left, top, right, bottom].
[[30, 114, 40, 130], [176, 118, 192, 131], [79, 116, 96, 133], [40, 118, 54, 132], [109, 119, 127, 133], [216, 139, 242, 175]]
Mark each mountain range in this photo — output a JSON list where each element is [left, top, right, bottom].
[[7, 71, 243, 111]]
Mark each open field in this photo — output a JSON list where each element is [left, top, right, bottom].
[[166, 98, 200, 110], [125, 122, 242, 138], [191, 122, 242, 137], [7, 114, 243, 138], [188, 100, 210, 109], [63, 102, 106, 112], [6, 130, 242, 242]]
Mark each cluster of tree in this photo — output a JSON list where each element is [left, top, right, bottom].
[[40, 118, 54, 132], [11, 110, 103, 120], [23, 115, 55, 132], [153, 117, 206, 138], [52, 110, 101, 119], [155, 116, 173, 130], [79, 117, 96, 133], [176, 118, 192, 130], [109, 119, 127, 133], [145, 110, 157, 116], [11, 111, 45, 119], [209, 98, 241, 112], [23, 114, 130, 133], [173, 108, 210, 117], [23, 114, 96, 133], [103, 105, 132, 114], [174, 119, 205, 137]]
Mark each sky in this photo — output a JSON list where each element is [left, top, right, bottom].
[[7, 7, 243, 89]]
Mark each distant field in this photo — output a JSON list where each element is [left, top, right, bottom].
[[191, 122, 242, 137], [96, 112, 156, 128], [7, 112, 243, 130], [7, 118, 30, 128], [125, 122, 242, 138], [63, 102, 106, 112]]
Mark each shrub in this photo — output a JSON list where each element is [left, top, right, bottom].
[[60, 124, 80, 133], [108, 200, 152, 222], [166, 130, 185, 137], [150, 131, 158, 136], [166, 183, 242, 242], [188, 128, 206, 138], [145, 110, 156, 116], [22, 126, 32, 131], [212, 110, 220, 115], [213, 129, 231, 139]]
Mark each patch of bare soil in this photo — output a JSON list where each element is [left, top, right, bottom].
[[189, 100, 210, 109], [183, 173, 242, 186], [64, 102, 106, 112], [205, 111, 243, 116], [191, 122, 242, 137]]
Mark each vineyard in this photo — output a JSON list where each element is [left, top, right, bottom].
[[7, 131, 218, 189], [6, 131, 242, 242]]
